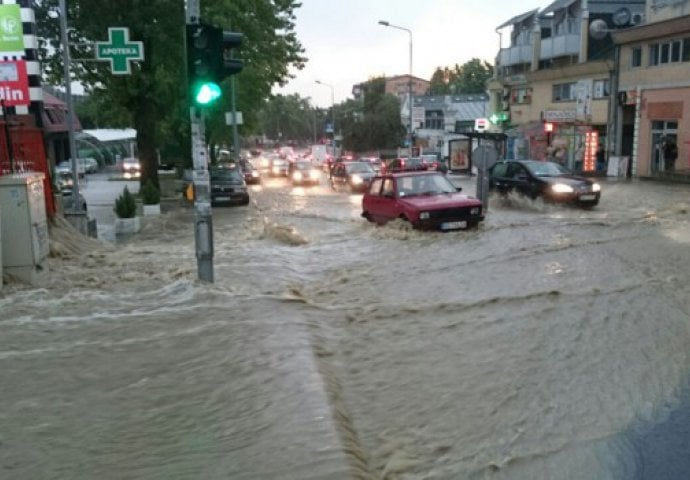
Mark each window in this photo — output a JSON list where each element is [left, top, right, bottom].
[[511, 87, 532, 104], [424, 110, 444, 130], [593, 79, 610, 99], [631, 47, 642, 67], [553, 82, 576, 102], [368, 178, 383, 196], [649, 39, 690, 66]]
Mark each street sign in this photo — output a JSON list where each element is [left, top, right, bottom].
[[0, 5, 24, 57], [474, 118, 488, 132], [96, 27, 144, 75], [225, 111, 243, 125]]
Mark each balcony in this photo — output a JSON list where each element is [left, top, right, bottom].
[[540, 34, 580, 60], [499, 44, 533, 67]]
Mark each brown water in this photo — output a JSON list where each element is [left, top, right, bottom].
[[1, 176, 689, 479]]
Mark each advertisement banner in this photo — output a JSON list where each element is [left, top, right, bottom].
[[0, 60, 29, 106], [576, 79, 593, 121], [449, 138, 470, 173], [0, 5, 24, 56]]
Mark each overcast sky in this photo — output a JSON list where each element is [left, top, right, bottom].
[[274, 0, 543, 107]]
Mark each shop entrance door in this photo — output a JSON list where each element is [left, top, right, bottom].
[[650, 121, 677, 173]]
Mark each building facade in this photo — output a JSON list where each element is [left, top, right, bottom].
[[490, 0, 646, 173], [613, 4, 690, 177]]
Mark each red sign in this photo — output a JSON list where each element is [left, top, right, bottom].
[[583, 130, 598, 172], [0, 61, 30, 107]]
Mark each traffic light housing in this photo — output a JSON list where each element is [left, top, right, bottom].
[[185, 23, 244, 106]]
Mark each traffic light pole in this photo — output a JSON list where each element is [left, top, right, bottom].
[[187, 0, 214, 283]]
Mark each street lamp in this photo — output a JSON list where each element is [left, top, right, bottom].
[[378, 19, 413, 157], [315, 80, 336, 158]]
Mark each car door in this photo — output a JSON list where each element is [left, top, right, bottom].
[[363, 177, 385, 221], [373, 177, 398, 222], [508, 163, 538, 198], [490, 162, 510, 194]]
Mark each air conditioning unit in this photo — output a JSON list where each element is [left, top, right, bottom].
[[631, 13, 644, 25]]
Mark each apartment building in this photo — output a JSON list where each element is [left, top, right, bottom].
[[489, 0, 645, 173], [612, 2, 690, 177]]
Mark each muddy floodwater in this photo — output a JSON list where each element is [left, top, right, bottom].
[[1, 174, 689, 479]]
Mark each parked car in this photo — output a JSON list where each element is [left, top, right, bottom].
[[489, 159, 601, 208], [330, 161, 376, 192], [210, 165, 249, 206], [362, 171, 484, 230], [289, 160, 321, 185]]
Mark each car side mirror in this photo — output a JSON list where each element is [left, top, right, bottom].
[[456, 186, 462, 192]]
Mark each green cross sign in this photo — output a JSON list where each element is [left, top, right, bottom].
[[96, 27, 144, 75]]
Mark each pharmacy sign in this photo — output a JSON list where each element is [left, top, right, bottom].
[[96, 27, 144, 74]]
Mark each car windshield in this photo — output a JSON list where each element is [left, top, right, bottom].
[[345, 162, 374, 173], [397, 173, 456, 197], [210, 168, 242, 182], [524, 161, 571, 177]]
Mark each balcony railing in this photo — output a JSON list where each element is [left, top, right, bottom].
[[540, 34, 580, 60], [499, 44, 533, 67]]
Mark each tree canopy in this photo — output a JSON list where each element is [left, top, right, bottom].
[[428, 58, 493, 95], [35, 0, 305, 186]]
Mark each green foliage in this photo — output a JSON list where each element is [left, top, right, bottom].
[[428, 59, 494, 95], [114, 186, 137, 218], [140, 179, 160, 205], [257, 94, 318, 143], [35, 0, 306, 175]]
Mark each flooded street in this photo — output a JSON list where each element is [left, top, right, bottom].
[[1, 174, 689, 479]]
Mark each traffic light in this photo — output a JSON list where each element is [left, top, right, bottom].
[[185, 23, 244, 106]]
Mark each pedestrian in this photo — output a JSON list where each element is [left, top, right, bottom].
[[662, 136, 678, 171]]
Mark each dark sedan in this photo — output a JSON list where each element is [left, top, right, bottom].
[[210, 165, 249, 206], [330, 161, 376, 192], [489, 160, 601, 207]]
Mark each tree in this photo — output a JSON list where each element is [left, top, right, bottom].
[[35, 0, 305, 187], [256, 94, 316, 145], [429, 67, 450, 95], [451, 58, 493, 94], [339, 77, 404, 152]]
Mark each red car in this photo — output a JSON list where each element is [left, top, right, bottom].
[[361, 171, 484, 230]]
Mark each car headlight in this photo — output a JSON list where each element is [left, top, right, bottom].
[[293, 171, 303, 181], [470, 207, 480, 215], [592, 183, 601, 192], [351, 174, 363, 184], [419, 212, 430, 220], [273, 166, 280, 174], [251, 171, 260, 177], [551, 183, 574, 193], [309, 170, 320, 179]]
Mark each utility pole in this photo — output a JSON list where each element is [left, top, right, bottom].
[[186, 0, 214, 282]]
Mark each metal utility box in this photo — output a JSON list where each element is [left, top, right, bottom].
[[0, 173, 49, 284]]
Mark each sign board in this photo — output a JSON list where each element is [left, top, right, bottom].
[[0, 5, 24, 57], [96, 27, 144, 75], [0, 60, 29, 106], [474, 118, 488, 132], [449, 138, 470, 173], [225, 111, 243, 125], [607, 156, 629, 177], [543, 110, 577, 122], [575, 79, 593, 121]]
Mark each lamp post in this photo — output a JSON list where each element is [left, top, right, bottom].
[[378, 20, 413, 157], [315, 80, 336, 158]]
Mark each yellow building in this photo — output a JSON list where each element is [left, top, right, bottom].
[[613, 5, 690, 177]]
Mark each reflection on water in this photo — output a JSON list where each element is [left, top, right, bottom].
[[1, 177, 689, 479]]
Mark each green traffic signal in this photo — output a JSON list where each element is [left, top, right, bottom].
[[193, 82, 222, 105]]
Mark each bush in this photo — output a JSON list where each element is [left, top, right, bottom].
[[140, 178, 160, 205], [114, 186, 137, 218]]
